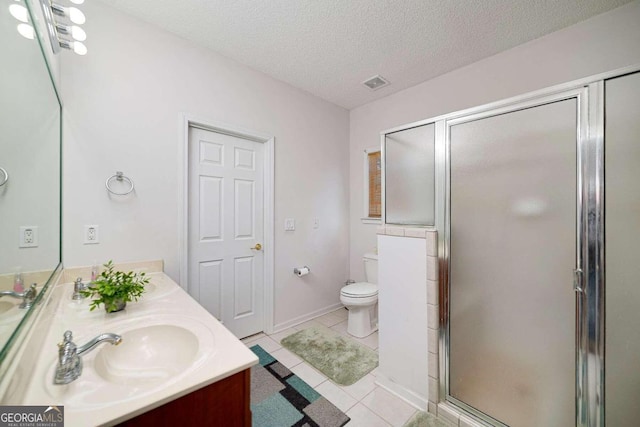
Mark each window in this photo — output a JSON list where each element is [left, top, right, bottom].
[[368, 151, 382, 217], [363, 148, 381, 223]]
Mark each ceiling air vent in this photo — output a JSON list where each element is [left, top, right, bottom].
[[363, 75, 390, 91]]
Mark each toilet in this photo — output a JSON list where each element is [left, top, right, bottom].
[[340, 253, 378, 338]]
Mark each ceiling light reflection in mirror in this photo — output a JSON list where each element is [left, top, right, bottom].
[[8, 3, 34, 40], [41, 0, 88, 55]]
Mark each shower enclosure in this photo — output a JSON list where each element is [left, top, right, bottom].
[[603, 71, 640, 427], [382, 66, 640, 426], [448, 97, 579, 427]]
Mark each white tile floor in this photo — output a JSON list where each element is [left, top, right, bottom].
[[242, 308, 418, 427]]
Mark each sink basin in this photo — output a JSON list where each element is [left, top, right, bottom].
[[0, 301, 16, 314], [43, 315, 216, 409], [141, 273, 180, 299], [94, 325, 198, 386], [0, 299, 23, 326], [144, 282, 157, 293]]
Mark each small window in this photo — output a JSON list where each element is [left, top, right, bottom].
[[363, 148, 381, 223]]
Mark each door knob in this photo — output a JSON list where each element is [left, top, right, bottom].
[[251, 243, 262, 251]]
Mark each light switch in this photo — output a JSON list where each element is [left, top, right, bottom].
[[284, 218, 295, 231]]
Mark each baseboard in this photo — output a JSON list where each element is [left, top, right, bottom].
[[375, 373, 428, 411], [272, 302, 344, 333]]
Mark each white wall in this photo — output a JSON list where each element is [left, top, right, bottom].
[[60, 1, 350, 329], [349, 1, 640, 280], [378, 234, 429, 409]]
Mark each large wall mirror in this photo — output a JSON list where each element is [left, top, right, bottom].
[[0, 0, 61, 360]]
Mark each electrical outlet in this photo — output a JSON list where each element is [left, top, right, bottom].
[[84, 225, 99, 244], [284, 218, 295, 231], [19, 226, 38, 248], [313, 218, 320, 229]]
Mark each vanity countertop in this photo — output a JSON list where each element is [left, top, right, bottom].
[[20, 272, 258, 426]]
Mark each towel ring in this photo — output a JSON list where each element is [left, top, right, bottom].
[[0, 167, 8, 187], [105, 171, 134, 195]]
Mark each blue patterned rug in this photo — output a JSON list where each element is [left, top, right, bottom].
[[250, 345, 350, 427]]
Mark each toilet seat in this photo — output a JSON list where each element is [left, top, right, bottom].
[[341, 282, 378, 298]]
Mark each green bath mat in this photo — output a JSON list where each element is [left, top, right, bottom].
[[281, 326, 378, 386]]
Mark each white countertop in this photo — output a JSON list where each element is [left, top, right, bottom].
[[20, 272, 258, 426]]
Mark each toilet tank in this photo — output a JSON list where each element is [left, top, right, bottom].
[[363, 253, 379, 284]]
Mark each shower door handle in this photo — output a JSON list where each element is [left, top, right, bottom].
[[573, 268, 584, 293]]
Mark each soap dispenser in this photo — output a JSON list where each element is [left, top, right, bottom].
[[90, 261, 99, 282], [13, 268, 24, 293]]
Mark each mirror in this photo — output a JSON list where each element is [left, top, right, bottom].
[[0, 0, 61, 359]]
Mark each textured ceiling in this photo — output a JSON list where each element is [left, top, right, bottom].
[[103, 0, 631, 109]]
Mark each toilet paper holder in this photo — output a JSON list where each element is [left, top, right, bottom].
[[293, 266, 311, 276]]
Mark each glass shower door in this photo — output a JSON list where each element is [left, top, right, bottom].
[[605, 71, 640, 427], [448, 99, 578, 426], [385, 123, 436, 225]]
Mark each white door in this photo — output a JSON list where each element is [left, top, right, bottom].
[[188, 126, 264, 339]]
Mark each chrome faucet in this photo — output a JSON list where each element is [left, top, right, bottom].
[[0, 283, 37, 308], [54, 330, 122, 385], [71, 277, 87, 300]]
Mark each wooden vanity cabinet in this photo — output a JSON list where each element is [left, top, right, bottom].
[[118, 369, 251, 427]]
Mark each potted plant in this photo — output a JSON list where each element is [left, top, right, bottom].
[[81, 260, 148, 313]]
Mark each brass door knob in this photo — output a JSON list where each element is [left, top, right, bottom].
[[251, 243, 262, 251]]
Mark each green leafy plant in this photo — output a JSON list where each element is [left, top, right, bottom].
[[81, 260, 148, 312]]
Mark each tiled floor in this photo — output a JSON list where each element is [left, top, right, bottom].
[[241, 308, 418, 427]]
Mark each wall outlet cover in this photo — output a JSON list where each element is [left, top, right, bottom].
[[19, 226, 38, 248], [84, 225, 100, 245]]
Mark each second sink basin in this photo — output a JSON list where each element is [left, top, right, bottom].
[[0, 299, 23, 326], [93, 325, 198, 386], [0, 301, 16, 314]]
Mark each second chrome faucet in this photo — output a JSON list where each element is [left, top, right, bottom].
[[71, 277, 87, 301]]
